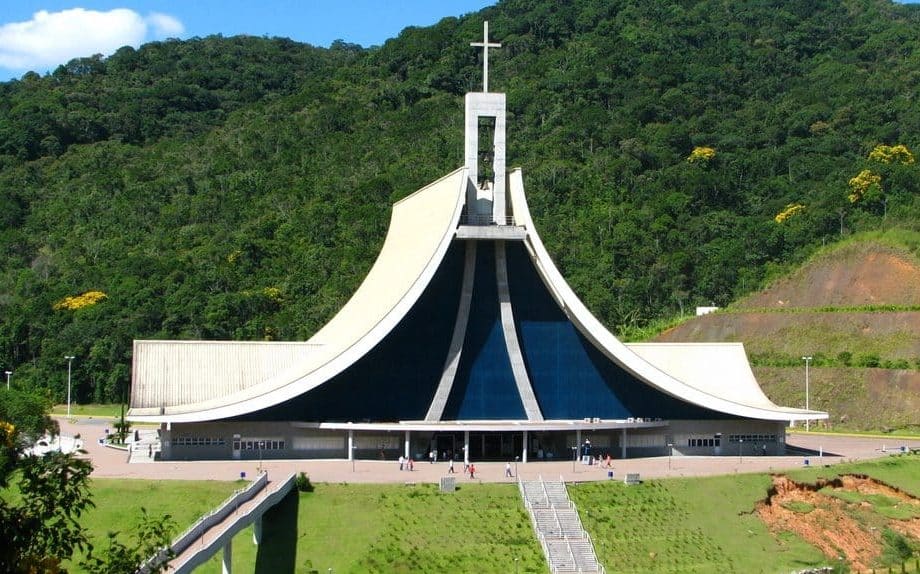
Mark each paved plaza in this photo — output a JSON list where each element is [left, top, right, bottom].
[[57, 416, 919, 485]]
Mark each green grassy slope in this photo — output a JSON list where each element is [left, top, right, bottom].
[[59, 455, 920, 573], [656, 232, 920, 432], [64, 479, 240, 572], [570, 475, 824, 574], [196, 483, 546, 574]]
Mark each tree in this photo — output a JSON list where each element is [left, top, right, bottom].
[[0, 451, 95, 573], [0, 389, 57, 448], [0, 394, 173, 573]]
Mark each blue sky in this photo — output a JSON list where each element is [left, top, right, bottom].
[[0, 1, 496, 80]]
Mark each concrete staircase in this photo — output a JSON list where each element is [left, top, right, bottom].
[[519, 477, 604, 574], [127, 429, 160, 463]]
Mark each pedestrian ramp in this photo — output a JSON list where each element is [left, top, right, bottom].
[[140, 471, 296, 574], [519, 477, 605, 574]]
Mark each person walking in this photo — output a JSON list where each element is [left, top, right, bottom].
[[448, 459, 455, 473], [398, 455, 405, 471], [505, 462, 513, 478], [469, 463, 476, 479]]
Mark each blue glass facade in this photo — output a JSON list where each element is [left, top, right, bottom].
[[238, 239, 724, 423], [237, 241, 465, 422], [442, 243, 526, 420], [505, 242, 720, 420]]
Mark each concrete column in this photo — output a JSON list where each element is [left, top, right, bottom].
[[404, 430, 411, 459], [621, 428, 627, 459], [347, 429, 354, 461], [253, 515, 262, 545], [222, 539, 232, 574], [160, 423, 171, 460], [522, 430, 528, 463], [463, 430, 470, 465]]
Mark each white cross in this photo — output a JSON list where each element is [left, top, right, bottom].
[[470, 21, 501, 92]]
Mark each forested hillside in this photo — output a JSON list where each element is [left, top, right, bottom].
[[2, 0, 920, 403]]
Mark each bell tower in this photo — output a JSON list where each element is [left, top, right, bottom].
[[464, 21, 507, 225]]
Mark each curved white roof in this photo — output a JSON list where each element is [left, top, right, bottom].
[[130, 168, 467, 421], [625, 342, 787, 411], [130, 166, 826, 424], [507, 168, 826, 422]]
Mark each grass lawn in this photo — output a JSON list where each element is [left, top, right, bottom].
[[64, 479, 242, 572], [51, 403, 123, 418], [788, 428, 920, 440], [569, 474, 825, 574], [11, 454, 914, 573], [194, 482, 547, 574], [787, 453, 920, 496]]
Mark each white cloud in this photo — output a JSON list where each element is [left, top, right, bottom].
[[0, 8, 185, 72], [147, 12, 185, 38]]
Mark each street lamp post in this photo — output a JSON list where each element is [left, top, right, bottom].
[[667, 443, 673, 470], [4, 370, 11, 390], [802, 355, 813, 431], [571, 446, 577, 473], [64, 356, 75, 417], [514, 455, 519, 478], [258, 440, 264, 473], [352, 445, 357, 473], [739, 438, 744, 464]]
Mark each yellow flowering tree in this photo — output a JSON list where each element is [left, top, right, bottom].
[[868, 144, 915, 165], [687, 146, 716, 164], [53, 290, 108, 311], [847, 169, 882, 204], [774, 203, 805, 223]]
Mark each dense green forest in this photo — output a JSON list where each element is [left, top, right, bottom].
[[1, 0, 920, 403]]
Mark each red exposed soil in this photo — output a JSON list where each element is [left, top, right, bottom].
[[738, 243, 920, 309], [757, 475, 920, 572]]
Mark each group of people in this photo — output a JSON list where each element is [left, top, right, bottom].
[[395, 454, 616, 478]]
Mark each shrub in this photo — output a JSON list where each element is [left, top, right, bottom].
[[856, 353, 881, 368], [881, 528, 913, 564], [295, 472, 314, 492], [837, 351, 852, 367]]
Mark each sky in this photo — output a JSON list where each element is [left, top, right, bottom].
[[0, 1, 496, 81]]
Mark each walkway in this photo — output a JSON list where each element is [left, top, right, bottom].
[[157, 472, 295, 574], [53, 417, 919, 484], [520, 478, 604, 573]]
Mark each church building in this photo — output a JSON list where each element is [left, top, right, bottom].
[[128, 23, 826, 463]]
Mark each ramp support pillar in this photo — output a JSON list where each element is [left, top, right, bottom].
[[463, 430, 470, 465], [221, 540, 232, 574], [347, 430, 354, 461], [404, 431, 411, 459], [621, 429, 627, 459], [252, 514, 262, 545]]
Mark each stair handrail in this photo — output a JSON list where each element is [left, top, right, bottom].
[[540, 476, 551, 508]]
